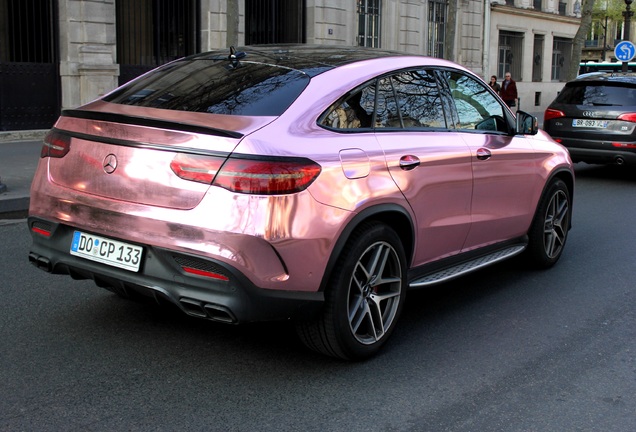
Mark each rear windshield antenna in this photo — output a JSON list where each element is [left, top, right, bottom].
[[228, 46, 246, 69]]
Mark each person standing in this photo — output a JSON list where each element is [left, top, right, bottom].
[[488, 75, 500, 94], [500, 72, 518, 108]]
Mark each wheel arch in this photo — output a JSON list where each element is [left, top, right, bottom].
[[531, 167, 574, 228], [318, 204, 415, 293], [544, 167, 575, 212], [551, 168, 575, 205]]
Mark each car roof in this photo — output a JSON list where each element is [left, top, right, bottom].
[[188, 44, 431, 77], [571, 72, 636, 85]]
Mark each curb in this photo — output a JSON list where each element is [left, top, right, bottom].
[[0, 197, 29, 220], [0, 129, 48, 143], [0, 131, 44, 219]]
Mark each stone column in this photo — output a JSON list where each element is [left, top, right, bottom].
[[58, 0, 118, 111]]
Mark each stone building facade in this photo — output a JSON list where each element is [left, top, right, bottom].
[[1, 0, 591, 131]]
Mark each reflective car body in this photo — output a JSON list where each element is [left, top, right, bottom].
[[29, 45, 574, 359], [544, 72, 636, 165]]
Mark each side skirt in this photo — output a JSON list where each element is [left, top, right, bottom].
[[408, 242, 527, 289]]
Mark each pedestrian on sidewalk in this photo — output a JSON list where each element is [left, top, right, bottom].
[[488, 75, 500, 94], [500, 72, 518, 109]]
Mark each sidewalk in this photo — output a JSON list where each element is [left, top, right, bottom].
[[0, 131, 48, 219]]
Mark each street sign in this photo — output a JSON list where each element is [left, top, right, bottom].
[[615, 41, 636, 62]]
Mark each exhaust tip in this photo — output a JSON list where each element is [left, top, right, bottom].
[[615, 156, 625, 165], [28, 252, 52, 272]]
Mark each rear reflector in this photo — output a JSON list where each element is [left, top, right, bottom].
[[182, 266, 230, 281], [31, 226, 51, 237], [171, 153, 321, 195], [41, 130, 71, 158], [612, 142, 636, 148]]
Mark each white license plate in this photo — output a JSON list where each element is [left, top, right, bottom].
[[70, 231, 143, 272], [572, 119, 609, 128]]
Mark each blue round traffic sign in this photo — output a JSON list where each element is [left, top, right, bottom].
[[615, 41, 636, 62]]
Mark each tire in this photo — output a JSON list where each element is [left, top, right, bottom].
[[526, 179, 571, 268], [296, 222, 407, 360]]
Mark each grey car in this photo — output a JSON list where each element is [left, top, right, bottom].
[[543, 72, 636, 166]]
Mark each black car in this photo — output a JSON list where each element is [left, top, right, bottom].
[[544, 72, 636, 166]]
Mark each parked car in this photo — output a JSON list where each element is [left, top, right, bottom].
[[28, 45, 574, 360], [544, 72, 636, 166]]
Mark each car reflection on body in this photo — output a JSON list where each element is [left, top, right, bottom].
[[28, 45, 574, 360]]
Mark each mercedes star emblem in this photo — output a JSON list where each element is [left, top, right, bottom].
[[103, 154, 118, 174]]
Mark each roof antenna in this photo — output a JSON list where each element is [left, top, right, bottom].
[[228, 46, 246, 69]]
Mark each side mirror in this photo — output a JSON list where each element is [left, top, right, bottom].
[[515, 110, 538, 135]]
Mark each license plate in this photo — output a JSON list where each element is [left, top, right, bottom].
[[70, 231, 143, 272], [572, 119, 609, 128]]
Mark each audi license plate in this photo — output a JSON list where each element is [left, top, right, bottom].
[[572, 119, 609, 128], [70, 231, 143, 272]]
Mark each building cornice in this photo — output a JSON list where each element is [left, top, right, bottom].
[[491, 5, 581, 25]]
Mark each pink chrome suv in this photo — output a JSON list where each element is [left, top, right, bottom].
[[28, 45, 574, 360]]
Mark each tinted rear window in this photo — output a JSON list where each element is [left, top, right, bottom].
[[555, 82, 636, 106], [104, 59, 310, 116]]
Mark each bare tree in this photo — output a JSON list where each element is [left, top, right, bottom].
[[568, 0, 596, 80], [445, 0, 458, 61]]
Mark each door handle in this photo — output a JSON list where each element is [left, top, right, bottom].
[[476, 148, 491, 160], [399, 155, 420, 171]]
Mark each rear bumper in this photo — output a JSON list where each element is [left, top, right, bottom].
[[567, 147, 636, 165], [28, 217, 324, 323], [556, 138, 636, 165]]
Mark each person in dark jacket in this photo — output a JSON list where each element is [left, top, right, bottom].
[[488, 75, 500, 94], [500, 72, 518, 108]]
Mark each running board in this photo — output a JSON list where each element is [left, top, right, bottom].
[[409, 245, 526, 288]]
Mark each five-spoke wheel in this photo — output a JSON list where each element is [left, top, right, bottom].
[[297, 222, 407, 360], [527, 179, 571, 268]]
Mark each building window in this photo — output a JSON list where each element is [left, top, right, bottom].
[[498, 31, 523, 80], [533, 0, 542, 11], [533, 35, 544, 82], [552, 37, 573, 81], [0, 0, 55, 63], [585, 20, 603, 47], [428, 0, 447, 58], [245, 0, 305, 45], [558, 2, 566, 15], [357, 0, 381, 48]]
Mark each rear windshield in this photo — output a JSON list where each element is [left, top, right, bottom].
[[103, 59, 310, 116], [555, 82, 636, 106]]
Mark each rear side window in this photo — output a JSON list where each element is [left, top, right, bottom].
[[320, 68, 446, 130], [555, 83, 636, 106], [392, 70, 447, 128], [104, 59, 310, 116]]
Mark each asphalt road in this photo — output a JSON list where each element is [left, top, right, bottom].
[[1, 164, 635, 431]]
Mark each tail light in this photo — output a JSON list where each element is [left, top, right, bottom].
[[170, 154, 224, 185], [41, 130, 71, 158], [544, 109, 565, 123], [617, 113, 636, 122], [171, 153, 321, 195]]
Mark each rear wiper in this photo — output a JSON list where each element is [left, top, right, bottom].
[[591, 103, 620, 106]]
